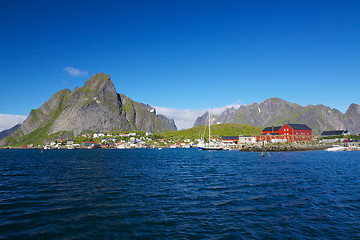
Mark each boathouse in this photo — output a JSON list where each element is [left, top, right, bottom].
[[258, 123, 312, 143], [279, 123, 312, 136], [262, 126, 282, 134]]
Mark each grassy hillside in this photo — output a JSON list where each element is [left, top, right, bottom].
[[161, 123, 262, 140]]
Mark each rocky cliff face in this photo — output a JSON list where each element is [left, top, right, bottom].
[[3, 73, 177, 145], [19, 89, 71, 136], [194, 98, 358, 134], [344, 103, 360, 134]]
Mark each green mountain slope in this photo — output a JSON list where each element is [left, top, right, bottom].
[[161, 123, 262, 140], [2, 73, 177, 146]]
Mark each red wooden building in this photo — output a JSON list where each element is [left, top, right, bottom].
[[258, 123, 312, 143], [221, 136, 239, 144], [262, 126, 282, 134]]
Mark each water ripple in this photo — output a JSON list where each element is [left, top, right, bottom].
[[1, 149, 360, 239]]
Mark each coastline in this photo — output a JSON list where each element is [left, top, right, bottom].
[[0, 143, 334, 151], [239, 143, 333, 152]]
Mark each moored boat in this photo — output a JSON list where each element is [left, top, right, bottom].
[[200, 146, 224, 151], [325, 145, 347, 151], [199, 108, 223, 151]]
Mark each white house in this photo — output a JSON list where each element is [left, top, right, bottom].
[[93, 133, 105, 138], [271, 138, 287, 143], [239, 136, 256, 144]]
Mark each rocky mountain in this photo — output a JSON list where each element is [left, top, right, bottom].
[[194, 98, 359, 134], [344, 103, 360, 134], [0, 124, 21, 140], [2, 73, 176, 145]]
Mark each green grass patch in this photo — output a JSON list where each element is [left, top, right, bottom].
[[160, 123, 262, 141]]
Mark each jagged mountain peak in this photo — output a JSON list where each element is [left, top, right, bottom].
[[1, 73, 177, 145], [344, 103, 360, 134], [194, 97, 358, 134], [84, 73, 112, 90], [347, 103, 360, 110]]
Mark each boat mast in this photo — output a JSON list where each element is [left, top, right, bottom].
[[208, 108, 211, 144]]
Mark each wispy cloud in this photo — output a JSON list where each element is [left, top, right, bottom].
[[64, 66, 88, 77], [210, 104, 242, 115], [154, 104, 242, 130], [0, 114, 27, 131], [154, 107, 206, 130]]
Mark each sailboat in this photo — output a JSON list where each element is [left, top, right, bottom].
[[199, 108, 223, 151]]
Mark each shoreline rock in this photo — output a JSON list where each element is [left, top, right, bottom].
[[239, 143, 333, 152]]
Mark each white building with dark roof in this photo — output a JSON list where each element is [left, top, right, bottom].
[[321, 130, 349, 137]]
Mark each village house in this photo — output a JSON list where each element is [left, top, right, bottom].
[[221, 136, 239, 145], [239, 136, 257, 144], [321, 130, 350, 143], [93, 133, 105, 138], [321, 130, 350, 137]]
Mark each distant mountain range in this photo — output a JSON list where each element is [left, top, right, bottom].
[[194, 98, 360, 134], [1, 73, 176, 145], [0, 124, 21, 140], [1, 74, 359, 146]]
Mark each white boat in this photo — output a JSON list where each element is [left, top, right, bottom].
[[116, 144, 126, 149], [197, 141, 205, 149], [325, 145, 347, 151], [199, 108, 223, 151], [200, 146, 224, 151]]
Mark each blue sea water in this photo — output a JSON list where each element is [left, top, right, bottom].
[[1, 149, 360, 239]]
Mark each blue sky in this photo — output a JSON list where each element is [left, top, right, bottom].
[[1, 0, 359, 130]]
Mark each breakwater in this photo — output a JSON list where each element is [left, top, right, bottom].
[[240, 143, 332, 152]]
